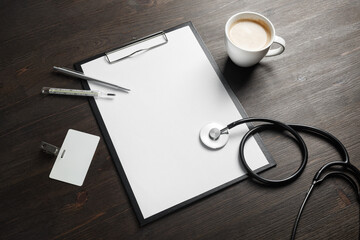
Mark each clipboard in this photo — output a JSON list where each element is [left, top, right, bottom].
[[74, 22, 275, 226]]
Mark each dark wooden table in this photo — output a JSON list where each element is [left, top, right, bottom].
[[1, 0, 359, 239]]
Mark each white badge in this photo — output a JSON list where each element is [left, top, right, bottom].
[[48, 129, 100, 186]]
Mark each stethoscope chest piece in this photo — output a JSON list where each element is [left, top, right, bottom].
[[199, 123, 229, 149]]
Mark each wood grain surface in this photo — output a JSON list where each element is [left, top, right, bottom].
[[1, 0, 359, 239]]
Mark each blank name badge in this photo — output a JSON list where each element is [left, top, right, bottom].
[[49, 129, 100, 186]]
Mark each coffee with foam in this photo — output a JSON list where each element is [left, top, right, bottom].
[[229, 19, 271, 51]]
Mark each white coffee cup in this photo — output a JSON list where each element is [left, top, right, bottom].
[[225, 12, 285, 67]]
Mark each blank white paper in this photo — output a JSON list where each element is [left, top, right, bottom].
[[80, 25, 270, 219]]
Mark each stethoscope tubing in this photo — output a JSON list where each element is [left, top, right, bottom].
[[224, 117, 354, 185], [225, 117, 309, 185], [222, 117, 360, 239]]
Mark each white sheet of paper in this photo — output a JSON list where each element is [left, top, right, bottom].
[[80, 25, 270, 219], [49, 129, 100, 186]]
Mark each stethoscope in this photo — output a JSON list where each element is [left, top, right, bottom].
[[199, 117, 360, 239]]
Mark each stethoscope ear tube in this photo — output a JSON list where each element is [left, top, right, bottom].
[[291, 170, 360, 240], [222, 117, 360, 239]]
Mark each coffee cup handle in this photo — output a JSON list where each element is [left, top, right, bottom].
[[266, 36, 285, 57]]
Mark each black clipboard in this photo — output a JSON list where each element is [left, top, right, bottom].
[[74, 22, 275, 226]]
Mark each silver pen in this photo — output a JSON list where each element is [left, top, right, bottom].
[[53, 66, 130, 93]]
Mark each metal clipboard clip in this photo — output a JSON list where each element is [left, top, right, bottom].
[[105, 31, 168, 64]]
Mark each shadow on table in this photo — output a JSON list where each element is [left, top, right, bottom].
[[222, 57, 273, 93]]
